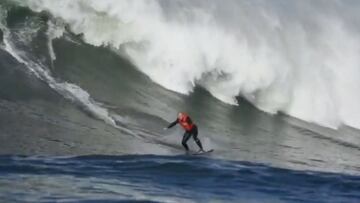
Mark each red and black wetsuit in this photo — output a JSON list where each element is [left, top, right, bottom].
[[167, 113, 203, 151]]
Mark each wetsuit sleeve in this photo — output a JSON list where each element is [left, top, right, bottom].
[[167, 119, 179, 129]]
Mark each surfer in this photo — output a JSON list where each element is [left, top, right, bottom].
[[164, 112, 204, 153]]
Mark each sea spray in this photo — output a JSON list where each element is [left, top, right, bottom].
[[18, 0, 360, 129]]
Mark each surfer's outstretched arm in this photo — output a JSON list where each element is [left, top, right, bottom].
[[166, 119, 179, 129]]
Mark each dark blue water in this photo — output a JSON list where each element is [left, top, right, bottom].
[[0, 155, 359, 203]]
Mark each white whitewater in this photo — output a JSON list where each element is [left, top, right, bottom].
[[18, 0, 360, 129]]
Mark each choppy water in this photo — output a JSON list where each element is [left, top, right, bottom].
[[1, 155, 360, 203]]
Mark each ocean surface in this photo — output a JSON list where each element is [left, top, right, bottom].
[[1, 155, 360, 203], [1, 0, 360, 202]]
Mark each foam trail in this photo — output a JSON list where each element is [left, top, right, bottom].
[[4, 39, 116, 126], [0, 16, 138, 136], [19, 0, 360, 129]]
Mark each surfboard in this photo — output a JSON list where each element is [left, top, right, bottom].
[[192, 149, 214, 155]]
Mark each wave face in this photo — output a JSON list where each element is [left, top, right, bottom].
[[1, 0, 360, 175], [2, 2, 360, 201], [17, 0, 360, 129]]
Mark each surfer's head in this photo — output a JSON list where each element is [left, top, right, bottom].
[[178, 112, 185, 119]]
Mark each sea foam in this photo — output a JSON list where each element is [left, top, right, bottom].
[[21, 0, 360, 129]]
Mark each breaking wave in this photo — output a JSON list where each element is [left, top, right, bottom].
[[9, 0, 360, 129]]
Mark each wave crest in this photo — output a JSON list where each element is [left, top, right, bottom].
[[20, 0, 360, 129]]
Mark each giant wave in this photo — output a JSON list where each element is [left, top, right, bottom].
[[15, 0, 360, 129], [1, 0, 360, 176]]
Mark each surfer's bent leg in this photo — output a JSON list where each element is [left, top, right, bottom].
[[182, 132, 191, 151], [191, 126, 204, 151]]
